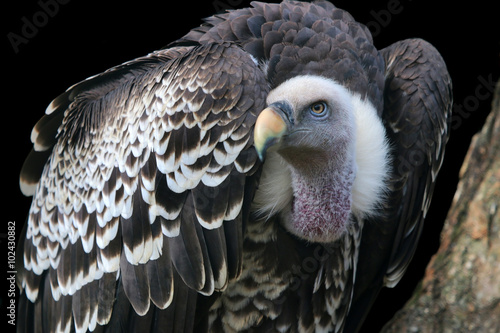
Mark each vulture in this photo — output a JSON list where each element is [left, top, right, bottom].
[[17, 1, 452, 332]]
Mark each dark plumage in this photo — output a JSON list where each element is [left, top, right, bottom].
[[17, 1, 452, 332]]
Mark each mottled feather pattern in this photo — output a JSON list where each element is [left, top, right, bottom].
[[19, 42, 268, 331], [181, 0, 385, 109], [208, 216, 361, 333], [17, 1, 452, 332]]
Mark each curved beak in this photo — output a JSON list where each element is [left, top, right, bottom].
[[254, 103, 291, 161]]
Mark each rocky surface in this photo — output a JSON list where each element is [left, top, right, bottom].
[[381, 82, 500, 332]]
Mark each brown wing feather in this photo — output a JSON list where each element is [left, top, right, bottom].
[[345, 38, 452, 333], [17, 42, 269, 332], [382, 38, 452, 284]]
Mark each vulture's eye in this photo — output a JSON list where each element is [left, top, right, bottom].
[[309, 102, 328, 117]]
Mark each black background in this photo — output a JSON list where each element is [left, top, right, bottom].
[[4, 0, 499, 331]]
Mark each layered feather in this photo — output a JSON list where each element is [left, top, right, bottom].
[[18, 42, 268, 332], [18, 1, 452, 332]]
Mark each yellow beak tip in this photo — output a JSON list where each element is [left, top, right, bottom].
[[254, 107, 288, 160]]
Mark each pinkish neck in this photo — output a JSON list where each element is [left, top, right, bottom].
[[290, 162, 356, 243]]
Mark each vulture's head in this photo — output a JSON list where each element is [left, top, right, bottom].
[[254, 75, 390, 243]]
